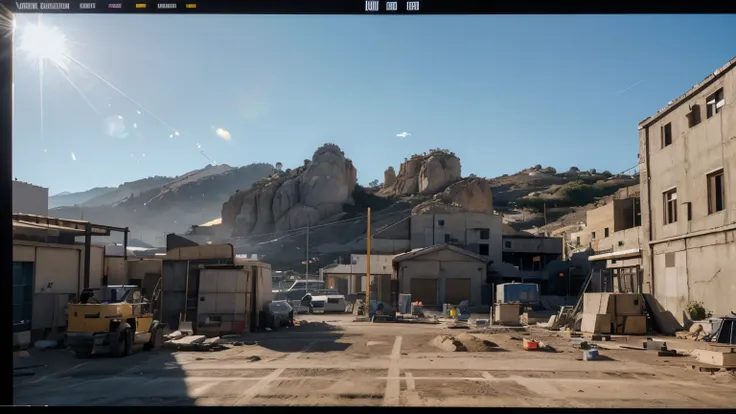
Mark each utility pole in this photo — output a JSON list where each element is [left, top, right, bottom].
[[365, 208, 372, 310], [543, 202, 547, 226]]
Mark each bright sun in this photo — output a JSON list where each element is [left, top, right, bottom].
[[18, 22, 70, 71]]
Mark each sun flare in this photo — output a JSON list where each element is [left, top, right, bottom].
[[18, 22, 70, 71]]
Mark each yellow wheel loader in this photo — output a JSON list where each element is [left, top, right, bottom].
[[65, 285, 165, 358]]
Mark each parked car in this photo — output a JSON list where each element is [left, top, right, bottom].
[[267, 301, 294, 329]]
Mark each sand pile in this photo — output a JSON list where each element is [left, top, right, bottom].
[[431, 334, 500, 352]]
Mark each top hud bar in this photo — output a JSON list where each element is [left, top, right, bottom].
[[2, 0, 520, 14]]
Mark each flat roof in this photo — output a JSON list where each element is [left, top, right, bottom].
[[639, 56, 736, 129], [12, 213, 129, 235], [13, 220, 85, 234]]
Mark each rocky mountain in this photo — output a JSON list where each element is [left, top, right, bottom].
[[48, 187, 116, 209], [43, 142, 637, 262], [48, 163, 274, 246], [221, 144, 357, 237], [379, 149, 462, 196]]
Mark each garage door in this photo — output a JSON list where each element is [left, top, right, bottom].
[[410, 278, 438, 306], [445, 279, 471, 305]]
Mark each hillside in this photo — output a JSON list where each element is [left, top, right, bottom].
[[48, 163, 274, 246], [48, 187, 115, 209], [44, 147, 637, 264], [213, 147, 638, 271]]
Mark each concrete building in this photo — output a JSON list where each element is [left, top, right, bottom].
[[13, 180, 49, 216], [392, 244, 490, 308], [12, 215, 128, 348], [319, 254, 394, 302], [501, 234, 563, 278], [410, 212, 502, 265], [638, 56, 736, 323]]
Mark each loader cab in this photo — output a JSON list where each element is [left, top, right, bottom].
[[77, 285, 141, 304]]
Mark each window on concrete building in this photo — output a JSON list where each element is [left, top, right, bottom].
[[504, 240, 512, 249], [479, 229, 490, 240], [663, 188, 678, 224], [686, 202, 692, 221], [13, 262, 34, 333], [444, 234, 451, 243], [661, 122, 672, 148], [707, 169, 725, 214], [576, 236, 581, 245], [687, 104, 701, 128], [479, 243, 489, 256], [604, 228, 609, 238], [592, 231, 596, 239], [706, 88, 725, 119]]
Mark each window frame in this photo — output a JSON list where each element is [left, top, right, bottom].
[[706, 88, 725, 119], [707, 168, 725, 215], [663, 188, 678, 225], [662, 122, 673, 148]]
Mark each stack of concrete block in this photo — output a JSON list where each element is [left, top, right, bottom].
[[581, 293, 647, 335]]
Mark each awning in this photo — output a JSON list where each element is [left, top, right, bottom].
[[588, 248, 641, 262]]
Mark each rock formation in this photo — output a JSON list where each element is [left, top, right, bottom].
[[384, 166, 396, 188], [411, 176, 494, 215], [381, 149, 461, 196], [221, 144, 357, 236]]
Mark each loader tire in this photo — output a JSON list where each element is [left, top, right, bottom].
[[110, 328, 132, 357]]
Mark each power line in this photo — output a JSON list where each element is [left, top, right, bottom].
[[230, 207, 414, 247]]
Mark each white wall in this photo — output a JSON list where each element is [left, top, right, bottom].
[[13, 241, 105, 331]]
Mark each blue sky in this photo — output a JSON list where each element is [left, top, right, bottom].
[[12, 14, 736, 195]]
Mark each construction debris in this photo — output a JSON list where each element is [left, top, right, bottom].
[[570, 338, 590, 350], [431, 334, 500, 352], [643, 339, 667, 352], [164, 331, 185, 341], [523, 338, 539, 350], [583, 349, 600, 361]]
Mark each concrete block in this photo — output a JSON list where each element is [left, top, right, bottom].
[[494, 304, 520, 324], [623, 315, 647, 335], [581, 313, 611, 334], [695, 349, 736, 367], [612, 294, 646, 316], [583, 293, 612, 314]]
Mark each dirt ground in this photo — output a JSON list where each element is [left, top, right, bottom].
[[13, 314, 736, 407]]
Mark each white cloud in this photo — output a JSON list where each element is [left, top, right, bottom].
[[70, 151, 76, 161], [216, 128, 232, 141], [396, 131, 411, 138]]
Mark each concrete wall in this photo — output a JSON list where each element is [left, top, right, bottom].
[[12, 181, 49, 216], [350, 254, 393, 275], [13, 241, 104, 331], [570, 229, 593, 250], [398, 249, 486, 306], [639, 59, 736, 321], [594, 226, 643, 253], [410, 212, 502, 264]]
